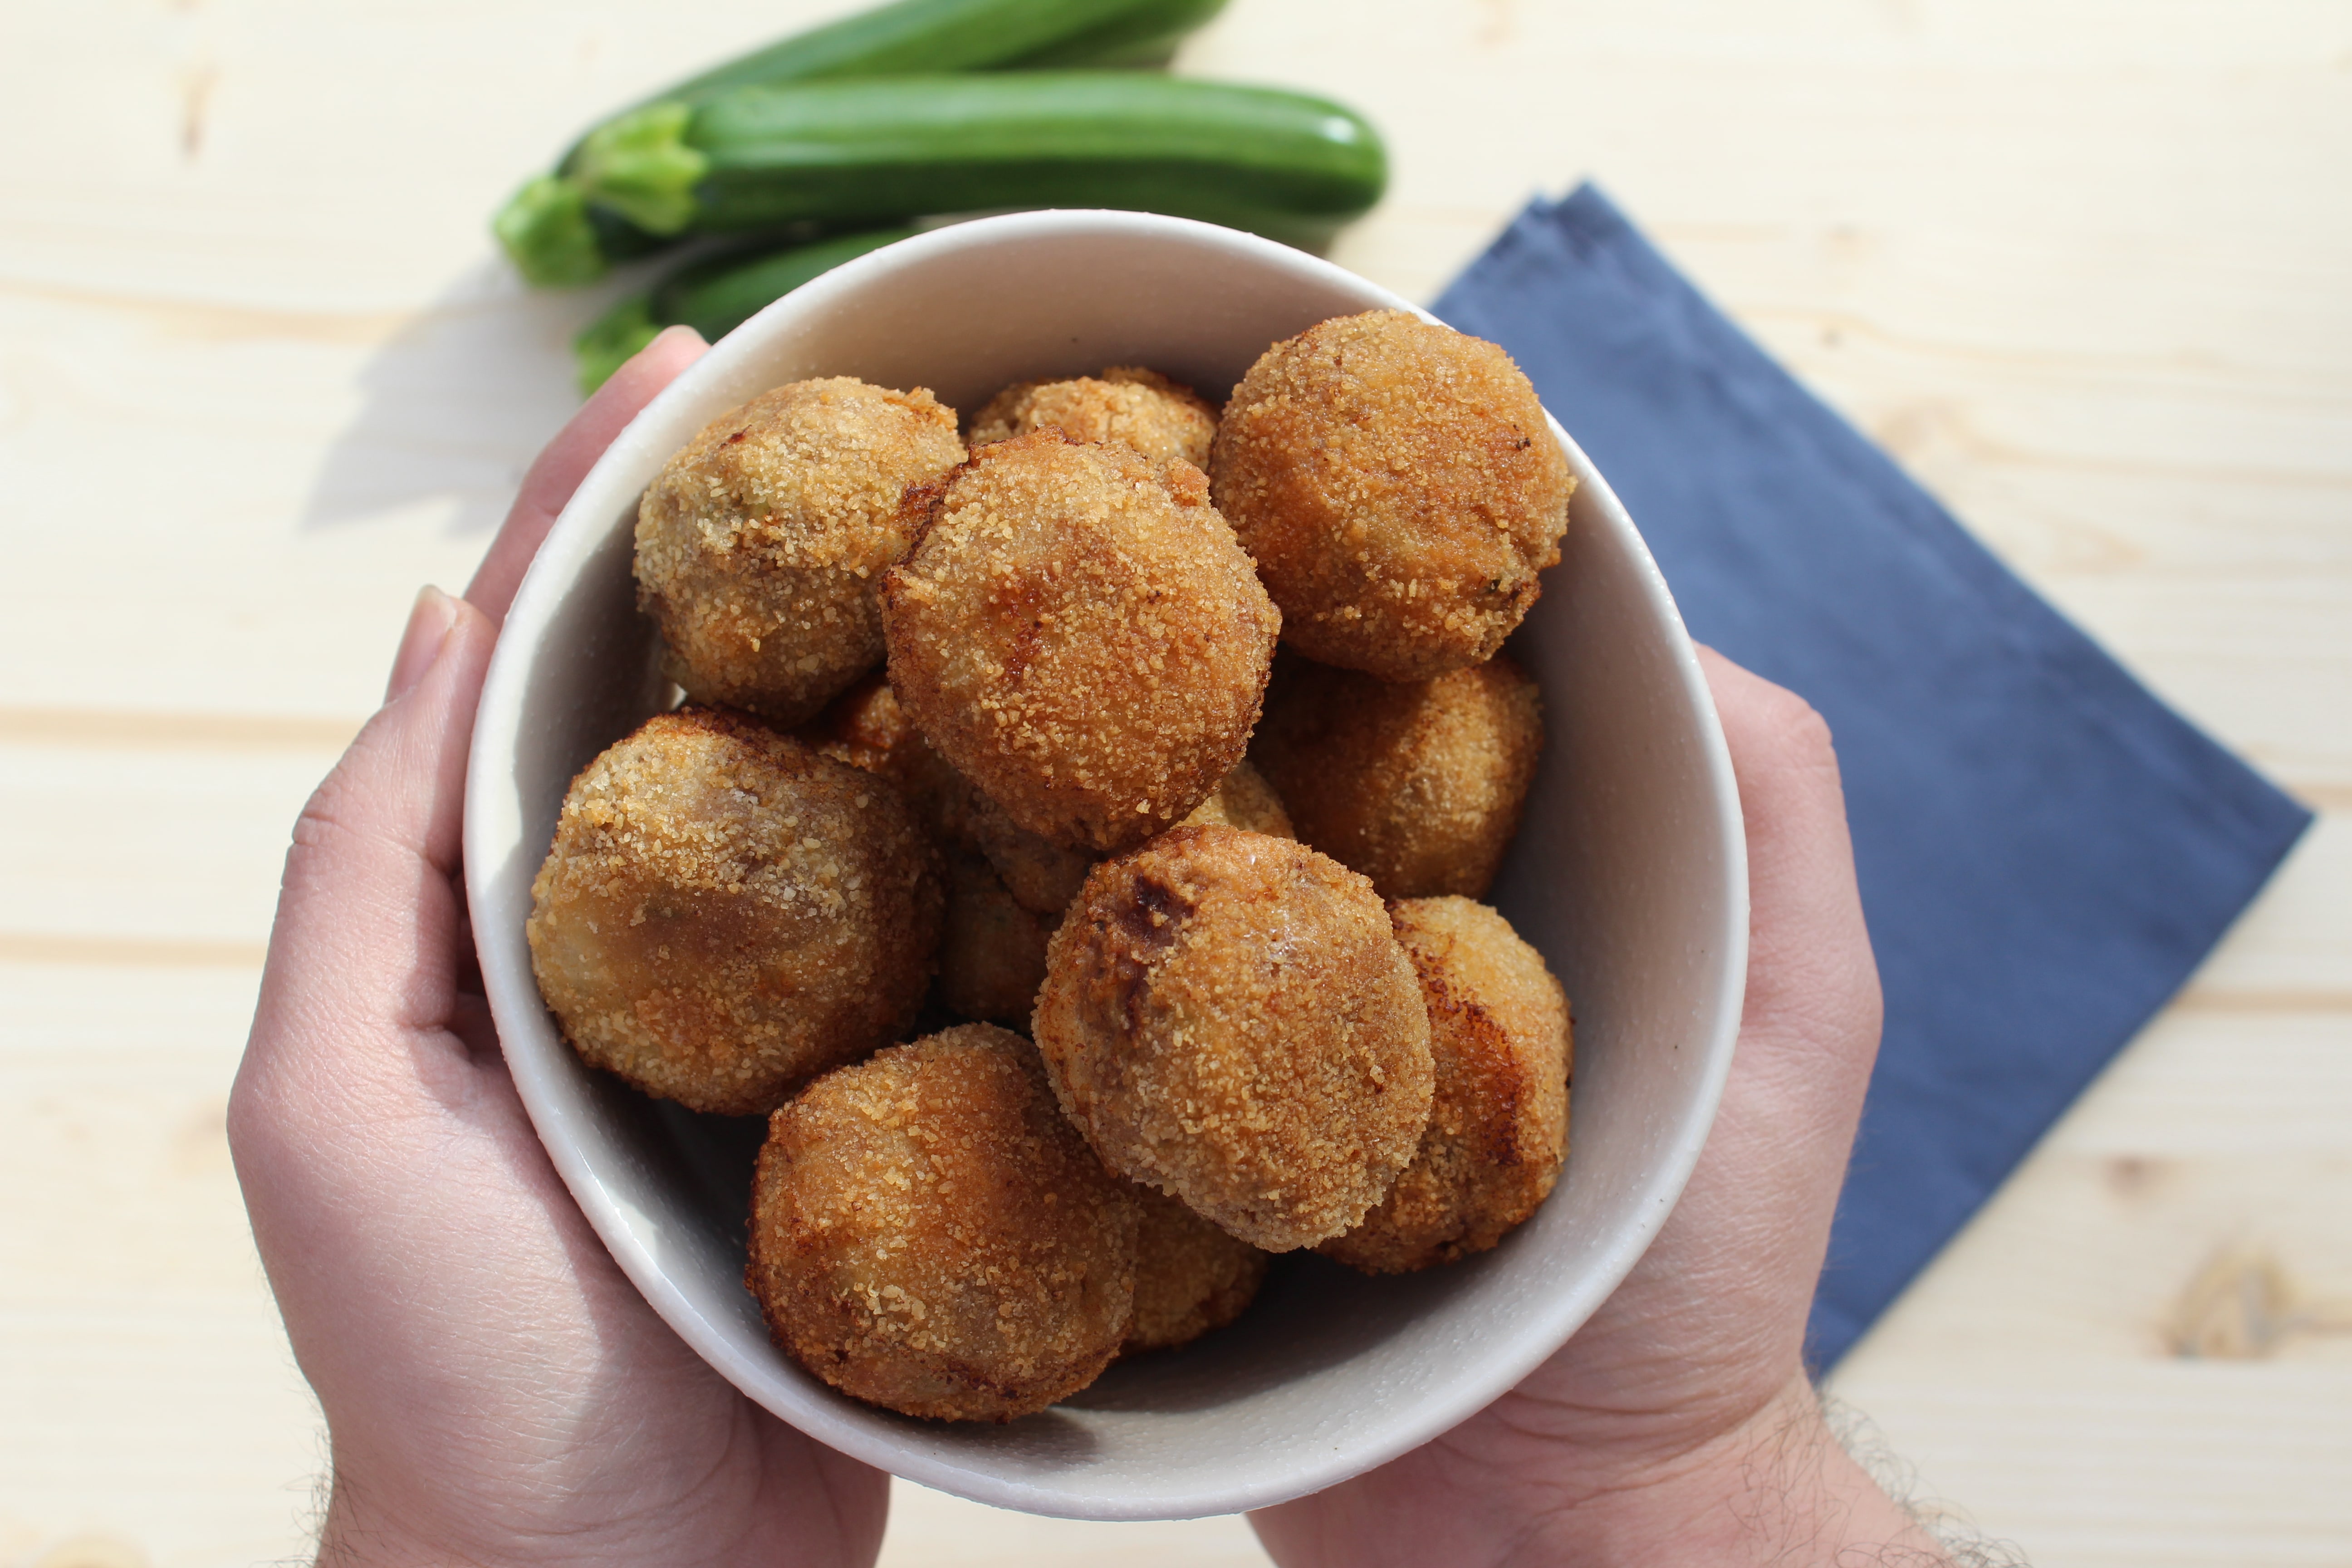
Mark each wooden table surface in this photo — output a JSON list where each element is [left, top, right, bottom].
[[4, 2, 2347, 1563]]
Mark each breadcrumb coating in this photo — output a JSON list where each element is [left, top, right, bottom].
[[1322, 897, 1570, 1274], [747, 1025, 1139, 1421], [636, 377, 965, 727], [803, 671, 1098, 914], [1033, 825, 1433, 1251], [527, 707, 943, 1116], [1123, 1184, 1269, 1354], [938, 852, 1054, 1025], [1179, 758, 1295, 839], [963, 791, 1099, 915], [1250, 654, 1542, 899], [1210, 311, 1574, 681], [970, 366, 1219, 469], [883, 430, 1279, 854], [797, 666, 919, 779]]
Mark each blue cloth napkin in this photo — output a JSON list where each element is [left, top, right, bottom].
[[1432, 185, 2313, 1367]]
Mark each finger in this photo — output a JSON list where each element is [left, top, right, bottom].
[[385, 582, 458, 704], [1696, 646, 1882, 1107], [1632, 648, 1882, 1356], [465, 324, 708, 623], [243, 587, 499, 1084]]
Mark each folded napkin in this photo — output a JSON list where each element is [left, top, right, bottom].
[[1432, 185, 2313, 1367]]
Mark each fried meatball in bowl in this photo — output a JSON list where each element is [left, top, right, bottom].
[[883, 430, 1279, 854], [802, 671, 1098, 915], [1178, 758, 1295, 838], [970, 365, 1219, 468], [1033, 824, 1434, 1251], [1122, 1186, 1269, 1355], [526, 706, 943, 1116], [747, 1024, 1140, 1421], [1211, 310, 1575, 681], [636, 377, 964, 727], [936, 851, 1054, 1025], [1251, 653, 1542, 899], [1321, 897, 1572, 1274]]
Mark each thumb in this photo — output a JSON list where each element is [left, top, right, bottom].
[[240, 586, 498, 1094], [1602, 647, 1882, 1381], [1696, 645, 1883, 1199]]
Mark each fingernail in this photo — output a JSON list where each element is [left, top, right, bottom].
[[386, 585, 459, 702]]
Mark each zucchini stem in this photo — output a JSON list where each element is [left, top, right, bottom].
[[573, 295, 665, 395], [493, 176, 609, 288], [573, 103, 711, 236]]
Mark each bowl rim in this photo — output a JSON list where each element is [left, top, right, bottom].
[[465, 208, 1748, 1519]]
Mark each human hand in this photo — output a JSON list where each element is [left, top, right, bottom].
[[228, 328, 889, 1568], [1253, 649, 1950, 1566]]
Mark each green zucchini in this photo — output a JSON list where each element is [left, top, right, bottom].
[[971, 0, 1227, 69], [497, 0, 1227, 286], [643, 0, 1227, 108], [573, 74, 1385, 248], [573, 227, 918, 394]]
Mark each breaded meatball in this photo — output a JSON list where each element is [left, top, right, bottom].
[[961, 791, 1099, 915], [1322, 897, 1570, 1274], [527, 708, 942, 1116], [636, 377, 965, 727], [1250, 654, 1541, 899], [1211, 310, 1574, 681], [804, 672, 1097, 914], [797, 666, 917, 779], [970, 366, 1218, 469], [747, 1025, 1139, 1421], [1178, 758, 1295, 839], [883, 430, 1279, 854], [1033, 825, 1433, 1251], [938, 852, 1053, 1025], [1123, 1185, 1269, 1355]]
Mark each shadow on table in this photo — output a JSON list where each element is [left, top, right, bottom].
[[298, 214, 1350, 542], [297, 258, 634, 537]]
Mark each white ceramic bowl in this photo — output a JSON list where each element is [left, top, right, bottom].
[[464, 210, 1746, 1522]]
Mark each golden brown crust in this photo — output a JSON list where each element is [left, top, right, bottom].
[[746, 1025, 1139, 1421], [970, 366, 1218, 469], [882, 430, 1279, 854], [1033, 825, 1433, 1251], [937, 852, 1054, 1025], [1321, 897, 1570, 1274], [802, 672, 1098, 915], [797, 666, 918, 779], [526, 707, 943, 1116], [1177, 758, 1295, 839], [962, 794, 1099, 915], [1122, 1185, 1269, 1354], [1250, 654, 1542, 899], [635, 377, 965, 727], [1210, 311, 1574, 681]]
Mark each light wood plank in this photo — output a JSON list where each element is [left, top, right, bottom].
[[0, 744, 326, 948], [0, 966, 320, 1566], [877, 1489, 1269, 1568]]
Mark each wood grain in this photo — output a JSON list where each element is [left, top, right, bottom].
[[1, 1, 2345, 1563]]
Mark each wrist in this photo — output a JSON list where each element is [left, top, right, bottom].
[[1534, 1377, 1947, 1568], [313, 1475, 445, 1568]]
